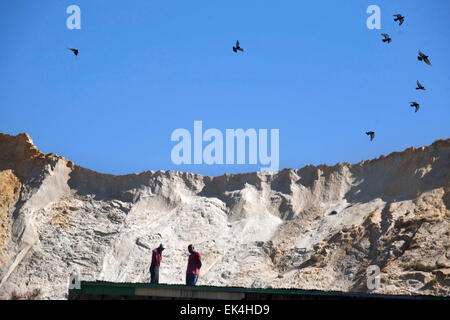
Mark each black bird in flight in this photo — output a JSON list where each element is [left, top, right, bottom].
[[393, 14, 405, 26], [381, 33, 392, 43], [68, 48, 79, 57], [232, 40, 244, 53], [409, 102, 420, 112], [418, 50, 431, 66], [416, 80, 426, 90], [366, 131, 375, 141]]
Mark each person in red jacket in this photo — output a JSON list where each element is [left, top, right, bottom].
[[186, 244, 202, 286], [150, 243, 165, 284]]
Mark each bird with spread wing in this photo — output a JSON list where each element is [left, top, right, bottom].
[[416, 80, 426, 90], [418, 50, 432, 66], [365, 131, 375, 141], [67, 48, 79, 57], [232, 40, 244, 53], [381, 33, 392, 43], [409, 102, 420, 113], [393, 14, 405, 26]]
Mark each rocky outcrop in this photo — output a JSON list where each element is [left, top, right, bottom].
[[0, 133, 448, 299], [0, 170, 21, 265]]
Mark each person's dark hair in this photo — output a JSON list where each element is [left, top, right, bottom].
[[188, 244, 194, 251]]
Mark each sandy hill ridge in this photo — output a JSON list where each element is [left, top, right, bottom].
[[0, 133, 449, 299]]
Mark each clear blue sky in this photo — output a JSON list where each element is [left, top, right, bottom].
[[1, 0, 449, 176]]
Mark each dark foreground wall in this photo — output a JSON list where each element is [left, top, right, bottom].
[[68, 281, 447, 300]]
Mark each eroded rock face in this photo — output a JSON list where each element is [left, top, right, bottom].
[[0, 133, 449, 299], [0, 170, 21, 266]]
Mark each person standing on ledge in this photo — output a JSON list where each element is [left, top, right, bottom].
[[186, 244, 202, 286], [150, 243, 165, 284]]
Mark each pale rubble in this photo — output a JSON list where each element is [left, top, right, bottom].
[[0, 133, 449, 299]]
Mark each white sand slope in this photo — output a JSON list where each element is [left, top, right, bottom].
[[0, 133, 449, 299]]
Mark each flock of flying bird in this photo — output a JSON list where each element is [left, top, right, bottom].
[[366, 13, 432, 142], [65, 14, 432, 144]]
